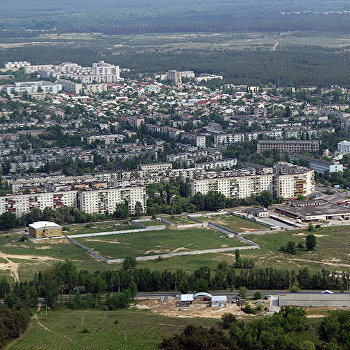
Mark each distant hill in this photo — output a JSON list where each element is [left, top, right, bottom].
[[1, 0, 350, 35]]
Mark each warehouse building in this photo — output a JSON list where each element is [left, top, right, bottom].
[[279, 292, 350, 307], [275, 200, 350, 221], [28, 221, 62, 239]]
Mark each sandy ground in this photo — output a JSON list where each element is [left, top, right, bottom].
[[0, 250, 62, 282], [210, 218, 260, 232], [135, 297, 249, 319]]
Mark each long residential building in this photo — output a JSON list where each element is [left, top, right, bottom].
[[190, 162, 315, 200], [0, 186, 146, 216], [257, 140, 320, 154]]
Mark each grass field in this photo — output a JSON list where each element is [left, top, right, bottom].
[[6, 308, 220, 350], [204, 214, 267, 232], [0, 233, 113, 282], [5, 307, 324, 350], [64, 220, 139, 235], [160, 215, 196, 225], [75, 227, 247, 259], [242, 225, 350, 272], [135, 220, 164, 227]]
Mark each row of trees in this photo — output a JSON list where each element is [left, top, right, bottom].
[[2, 260, 350, 313], [147, 179, 278, 215], [160, 307, 350, 349]]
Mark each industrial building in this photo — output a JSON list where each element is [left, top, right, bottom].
[[290, 155, 343, 174], [28, 221, 62, 239], [279, 292, 350, 307], [275, 199, 350, 221]]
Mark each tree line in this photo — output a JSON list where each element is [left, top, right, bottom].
[[160, 306, 350, 349]]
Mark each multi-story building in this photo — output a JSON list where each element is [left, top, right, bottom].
[[3, 81, 62, 94], [257, 140, 320, 154], [0, 186, 146, 216], [57, 79, 83, 94], [140, 163, 173, 172], [190, 162, 315, 200], [273, 163, 315, 199], [166, 70, 182, 85], [0, 191, 77, 216], [338, 140, 350, 153], [78, 187, 146, 214]]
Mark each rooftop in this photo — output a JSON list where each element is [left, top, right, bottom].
[[28, 221, 61, 229]]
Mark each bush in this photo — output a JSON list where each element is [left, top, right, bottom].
[[253, 291, 262, 300], [221, 313, 237, 329], [242, 304, 256, 314]]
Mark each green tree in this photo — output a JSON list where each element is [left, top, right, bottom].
[[286, 241, 296, 255], [123, 256, 137, 270], [306, 234, 316, 251]]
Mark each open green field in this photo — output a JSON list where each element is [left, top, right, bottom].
[[204, 214, 267, 233], [6, 308, 219, 350], [160, 215, 195, 225], [0, 233, 113, 283], [135, 220, 164, 227], [75, 227, 247, 259], [5, 307, 324, 350], [65, 220, 140, 236], [242, 225, 350, 272]]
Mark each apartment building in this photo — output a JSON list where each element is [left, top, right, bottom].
[[338, 140, 350, 153], [140, 163, 173, 172], [0, 191, 78, 216], [190, 173, 274, 199], [190, 162, 315, 200], [57, 79, 83, 94], [274, 163, 315, 199], [0, 185, 146, 216], [257, 140, 320, 154], [3, 81, 62, 94], [78, 187, 146, 214], [166, 70, 182, 85]]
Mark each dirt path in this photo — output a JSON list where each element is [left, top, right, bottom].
[[0, 250, 62, 283], [31, 306, 72, 342]]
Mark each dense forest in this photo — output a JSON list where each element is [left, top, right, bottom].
[[1, 45, 350, 87], [0, 0, 350, 35]]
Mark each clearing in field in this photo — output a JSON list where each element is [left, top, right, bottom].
[[74, 227, 247, 259], [204, 214, 267, 232]]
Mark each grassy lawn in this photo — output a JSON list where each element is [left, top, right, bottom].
[[64, 220, 139, 235], [0, 233, 114, 282], [242, 225, 350, 272], [6, 308, 324, 350], [160, 215, 196, 225], [7, 308, 219, 350], [75, 227, 247, 259], [135, 220, 164, 227], [204, 215, 267, 232]]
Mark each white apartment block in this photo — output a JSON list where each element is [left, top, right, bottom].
[[190, 162, 315, 200], [0, 191, 77, 216], [0, 186, 146, 216], [338, 140, 350, 153], [195, 159, 237, 170], [140, 163, 173, 172], [57, 79, 83, 94], [190, 174, 274, 199], [78, 187, 146, 214], [195, 135, 206, 148]]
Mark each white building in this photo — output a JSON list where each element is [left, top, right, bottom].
[[140, 163, 173, 172], [338, 140, 350, 154], [3, 81, 62, 94], [190, 163, 315, 200], [57, 79, 83, 94], [78, 187, 146, 214]]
